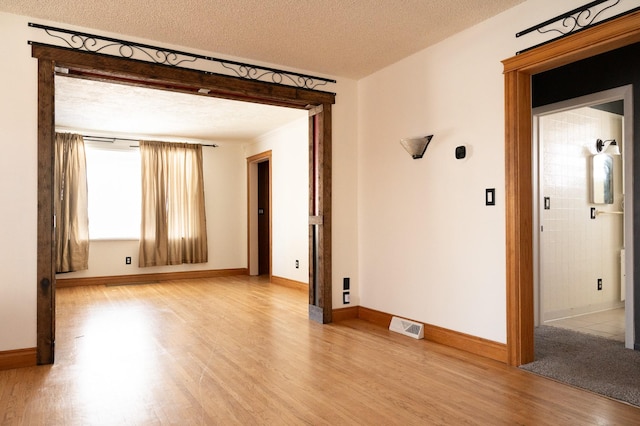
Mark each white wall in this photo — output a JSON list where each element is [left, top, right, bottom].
[[356, 0, 595, 343], [245, 117, 309, 283], [330, 79, 360, 306], [540, 107, 624, 320], [57, 141, 248, 279], [0, 11, 358, 352], [0, 14, 38, 351]]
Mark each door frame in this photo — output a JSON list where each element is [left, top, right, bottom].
[[247, 151, 272, 278], [532, 86, 634, 349], [33, 44, 335, 364], [503, 10, 640, 365]]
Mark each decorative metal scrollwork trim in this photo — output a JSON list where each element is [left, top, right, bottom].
[[515, 0, 640, 55], [28, 23, 336, 91]]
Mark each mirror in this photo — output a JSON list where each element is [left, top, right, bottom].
[[590, 153, 614, 204]]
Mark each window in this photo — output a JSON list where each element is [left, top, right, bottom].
[[84, 142, 141, 240]]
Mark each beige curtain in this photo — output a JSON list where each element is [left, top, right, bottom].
[[54, 132, 89, 273], [139, 141, 208, 266]]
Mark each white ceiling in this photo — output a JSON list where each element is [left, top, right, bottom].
[[55, 76, 307, 143], [4, 0, 525, 141]]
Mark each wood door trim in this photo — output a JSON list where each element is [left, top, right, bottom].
[[503, 10, 640, 366], [36, 58, 55, 365], [30, 44, 336, 108], [308, 104, 332, 323], [33, 45, 334, 364]]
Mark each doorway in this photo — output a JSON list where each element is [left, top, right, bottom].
[[533, 86, 634, 349], [503, 11, 640, 365], [247, 151, 272, 277], [33, 44, 334, 364]]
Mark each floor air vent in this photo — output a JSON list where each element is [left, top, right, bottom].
[[389, 316, 424, 339]]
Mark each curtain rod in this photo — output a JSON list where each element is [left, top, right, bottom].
[[81, 134, 218, 147]]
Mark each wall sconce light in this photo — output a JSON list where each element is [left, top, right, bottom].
[[400, 135, 434, 159], [596, 138, 620, 155]]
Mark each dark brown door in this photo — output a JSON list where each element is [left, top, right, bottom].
[[257, 160, 270, 275]]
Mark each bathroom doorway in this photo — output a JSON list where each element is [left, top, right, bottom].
[[533, 86, 634, 349]]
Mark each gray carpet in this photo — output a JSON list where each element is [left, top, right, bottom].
[[520, 325, 640, 407]]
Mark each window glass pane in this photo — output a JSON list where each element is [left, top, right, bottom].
[[85, 143, 141, 240]]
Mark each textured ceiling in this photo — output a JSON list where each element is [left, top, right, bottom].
[[2, 0, 524, 79], [55, 76, 307, 142]]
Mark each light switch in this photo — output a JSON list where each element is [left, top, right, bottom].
[[486, 188, 495, 206]]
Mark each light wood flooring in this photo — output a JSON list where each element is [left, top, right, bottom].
[[1, 276, 639, 425]]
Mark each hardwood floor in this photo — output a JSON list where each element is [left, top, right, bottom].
[[1, 276, 639, 425]]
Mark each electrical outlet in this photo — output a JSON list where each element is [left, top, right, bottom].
[[343, 292, 350, 304], [295, 260, 299, 269], [597, 278, 602, 291], [126, 256, 131, 265]]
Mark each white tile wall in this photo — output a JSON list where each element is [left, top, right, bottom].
[[540, 107, 623, 321]]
